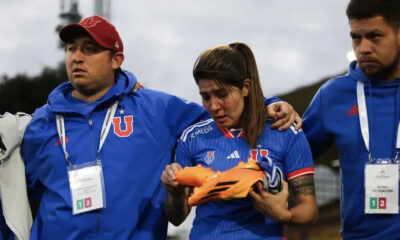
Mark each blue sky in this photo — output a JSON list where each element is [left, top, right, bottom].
[[0, 0, 352, 103]]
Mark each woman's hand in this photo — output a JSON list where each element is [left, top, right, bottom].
[[248, 181, 292, 223], [161, 163, 185, 196]]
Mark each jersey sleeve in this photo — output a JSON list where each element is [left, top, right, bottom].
[[302, 87, 334, 159], [174, 137, 194, 168], [283, 129, 314, 181], [264, 96, 281, 106]]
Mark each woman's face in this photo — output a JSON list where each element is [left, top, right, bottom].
[[197, 78, 249, 128]]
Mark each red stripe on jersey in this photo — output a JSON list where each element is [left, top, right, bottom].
[[286, 167, 314, 180], [236, 130, 245, 138], [216, 123, 234, 138], [215, 123, 244, 138]]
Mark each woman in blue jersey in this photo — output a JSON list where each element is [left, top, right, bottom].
[[161, 42, 318, 239]]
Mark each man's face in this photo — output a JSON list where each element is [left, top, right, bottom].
[[65, 36, 122, 99], [350, 16, 400, 81]]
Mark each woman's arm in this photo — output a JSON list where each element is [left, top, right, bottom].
[[248, 174, 318, 224], [287, 174, 318, 224], [161, 163, 192, 226]]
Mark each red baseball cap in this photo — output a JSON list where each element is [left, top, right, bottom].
[[59, 15, 123, 53]]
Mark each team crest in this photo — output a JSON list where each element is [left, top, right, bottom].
[[250, 148, 269, 161], [113, 115, 134, 137], [204, 151, 215, 165]]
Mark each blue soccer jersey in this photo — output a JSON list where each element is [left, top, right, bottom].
[[176, 119, 314, 240]]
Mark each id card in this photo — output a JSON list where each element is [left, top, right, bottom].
[[68, 161, 106, 215], [365, 164, 399, 214]]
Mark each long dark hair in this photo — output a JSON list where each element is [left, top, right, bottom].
[[193, 42, 265, 147]]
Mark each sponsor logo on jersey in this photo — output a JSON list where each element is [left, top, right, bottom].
[[227, 150, 240, 159], [191, 125, 213, 139], [205, 151, 215, 165], [113, 115, 133, 137], [290, 125, 302, 134]]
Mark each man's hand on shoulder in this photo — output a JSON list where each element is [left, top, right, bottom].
[[267, 101, 302, 131]]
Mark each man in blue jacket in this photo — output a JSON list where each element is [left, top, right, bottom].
[[21, 15, 299, 240], [303, 0, 400, 239]]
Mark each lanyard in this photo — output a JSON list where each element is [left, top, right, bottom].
[[356, 82, 400, 160], [56, 101, 118, 167]]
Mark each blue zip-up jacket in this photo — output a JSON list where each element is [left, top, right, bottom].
[[303, 61, 400, 240], [22, 70, 209, 240]]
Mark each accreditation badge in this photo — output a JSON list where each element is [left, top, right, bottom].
[[68, 160, 106, 215], [365, 163, 399, 214]]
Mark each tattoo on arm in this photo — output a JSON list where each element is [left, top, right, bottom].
[[289, 175, 315, 196]]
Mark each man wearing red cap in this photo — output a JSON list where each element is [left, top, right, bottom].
[[20, 15, 299, 239]]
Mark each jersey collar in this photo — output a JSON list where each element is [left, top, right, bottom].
[[216, 123, 244, 138]]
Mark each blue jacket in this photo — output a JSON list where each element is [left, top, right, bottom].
[[22, 70, 208, 240], [303, 61, 400, 240]]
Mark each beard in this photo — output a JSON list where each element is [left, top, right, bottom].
[[360, 50, 400, 81]]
